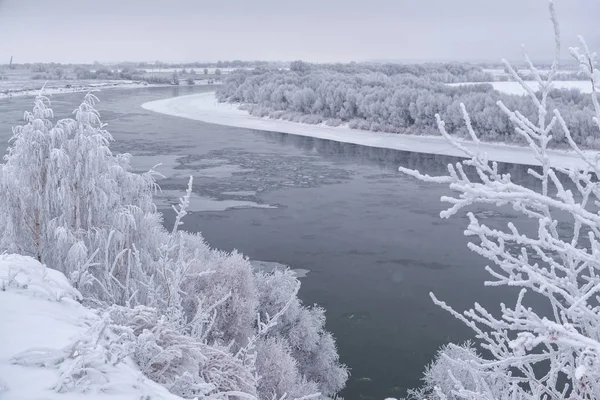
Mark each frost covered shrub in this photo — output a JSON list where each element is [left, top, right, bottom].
[[405, 342, 509, 400], [256, 337, 320, 399], [401, 3, 600, 399], [193, 249, 259, 349], [106, 305, 256, 398], [299, 114, 324, 125], [255, 270, 349, 397], [325, 118, 343, 127]]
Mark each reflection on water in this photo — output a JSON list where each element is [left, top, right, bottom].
[[260, 129, 548, 182]]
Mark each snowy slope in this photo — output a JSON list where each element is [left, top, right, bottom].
[[141, 92, 600, 169], [0, 254, 183, 400]]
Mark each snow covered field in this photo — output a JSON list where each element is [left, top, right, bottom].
[[141, 92, 599, 169], [448, 80, 594, 95], [0, 255, 184, 400]]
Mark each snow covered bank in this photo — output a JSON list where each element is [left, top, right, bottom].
[[142, 92, 599, 169], [0, 81, 165, 100], [0, 254, 183, 400], [0, 80, 216, 101]]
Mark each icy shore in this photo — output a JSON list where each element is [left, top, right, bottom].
[[142, 92, 599, 169]]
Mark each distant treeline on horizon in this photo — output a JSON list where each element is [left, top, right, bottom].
[[0, 58, 581, 71]]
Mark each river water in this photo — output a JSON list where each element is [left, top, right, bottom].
[[0, 86, 551, 399]]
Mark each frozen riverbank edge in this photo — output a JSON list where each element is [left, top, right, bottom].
[[142, 92, 600, 169], [0, 80, 216, 101]]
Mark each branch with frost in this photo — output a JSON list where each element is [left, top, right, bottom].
[[400, 2, 600, 399], [172, 176, 193, 236], [236, 281, 301, 367]]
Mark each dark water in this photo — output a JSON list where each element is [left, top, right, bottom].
[[0, 87, 554, 399]]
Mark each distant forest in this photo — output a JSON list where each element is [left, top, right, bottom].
[[217, 61, 598, 147]]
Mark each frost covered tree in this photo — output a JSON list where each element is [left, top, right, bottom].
[[401, 2, 600, 399], [290, 60, 311, 73], [1, 93, 163, 305]]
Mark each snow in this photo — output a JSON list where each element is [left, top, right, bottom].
[[448, 80, 594, 95], [129, 154, 182, 178], [0, 254, 184, 400], [141, 92, 600, 169], [196, 164, 254, 178], [221, 190, 258, 196], [0, 81, 171, 100], [250, 260, 310, 278], [0, 79, 219, 101], [157, 189, 276, 212]]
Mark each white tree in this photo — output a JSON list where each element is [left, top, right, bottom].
[[1, 94, 56, 262], [401, 2, 600, 399], [1, 93, 165, 305]]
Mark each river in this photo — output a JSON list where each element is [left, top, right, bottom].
[[0, 86, 550, 399]]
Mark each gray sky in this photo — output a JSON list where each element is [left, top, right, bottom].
[[0, 0, 598, 64]]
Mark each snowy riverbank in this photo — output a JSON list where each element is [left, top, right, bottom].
[[141, 92, 599, 169], [0, 81, 162, 100], [0, 80, 217, 101], [0, 254, 184, 400]]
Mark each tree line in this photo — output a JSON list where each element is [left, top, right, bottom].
[[217, 63, 599, 147]]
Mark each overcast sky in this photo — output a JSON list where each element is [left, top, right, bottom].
[[0, 0, 598, 64]]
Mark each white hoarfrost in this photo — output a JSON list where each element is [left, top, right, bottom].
[[0, 254, 185, 400], [142, 92, 599, 169], [402, 3, 600, 399]]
